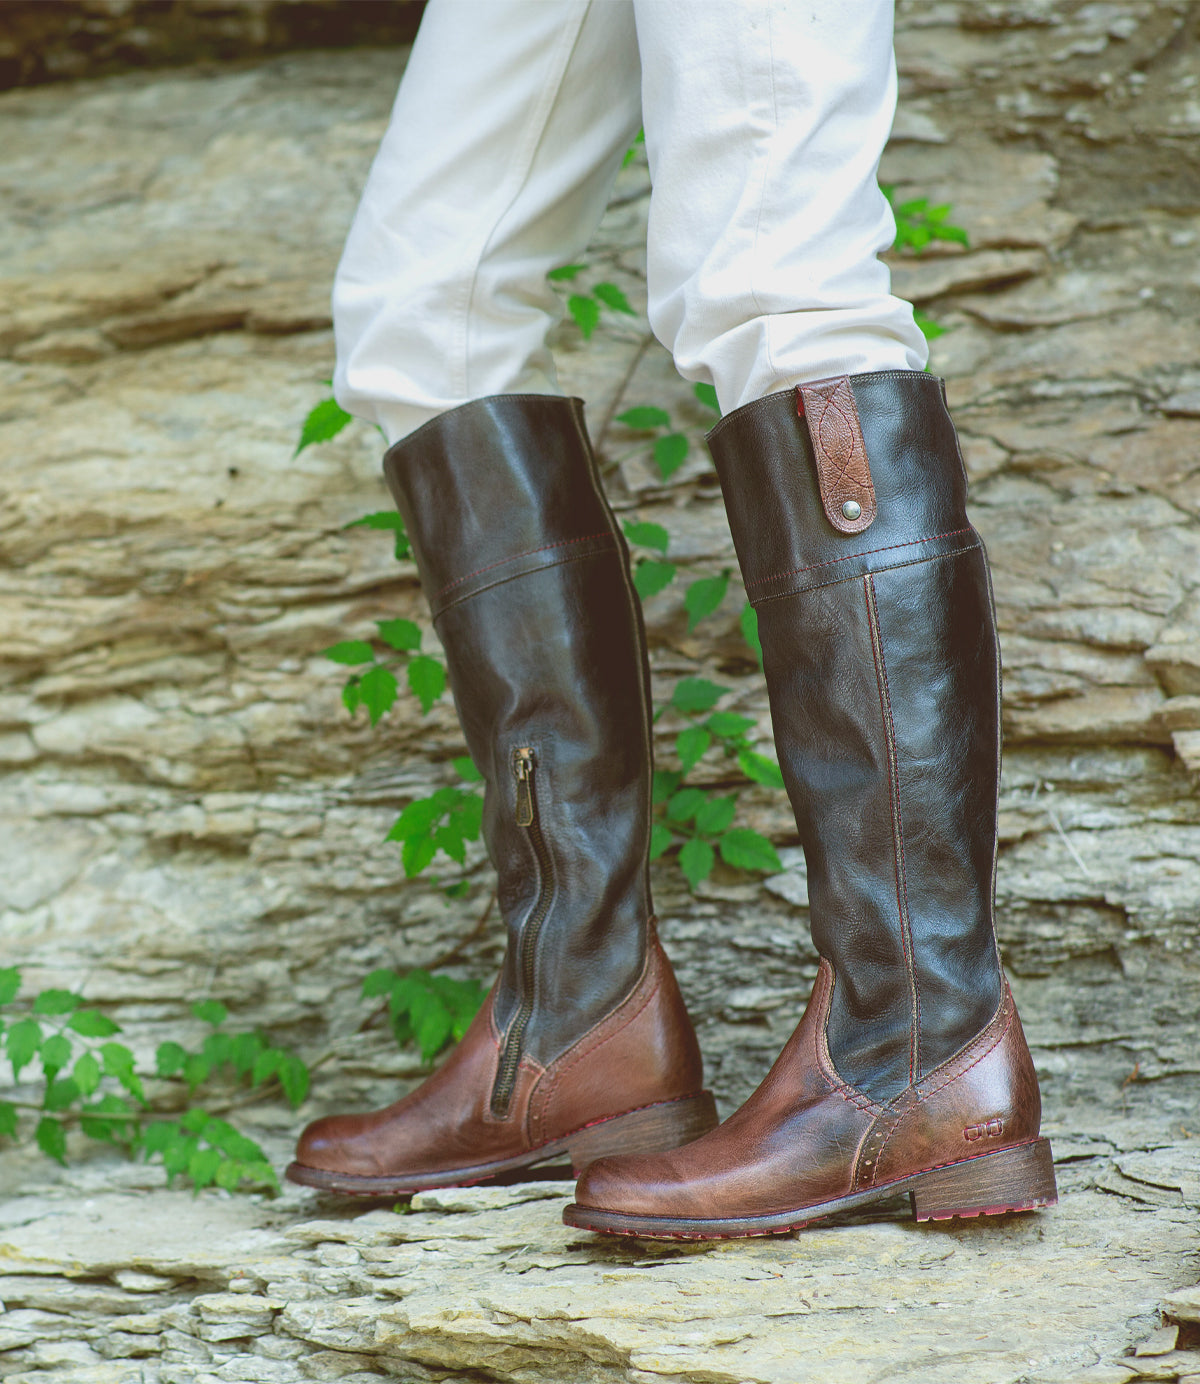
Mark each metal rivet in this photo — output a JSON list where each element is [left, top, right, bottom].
[[842, 499, 862, 521]]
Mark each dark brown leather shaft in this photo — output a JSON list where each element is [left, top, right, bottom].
[[382, 395, 653, 1071], [708, 371, 1004, 1102]]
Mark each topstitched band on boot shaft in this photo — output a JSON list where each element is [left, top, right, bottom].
[[382, 394, 626, 619], [709, 371, 974, 605]]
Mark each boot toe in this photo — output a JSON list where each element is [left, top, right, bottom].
[[293, 1112, 375, 1175], [574, 1151, 691, 1218]]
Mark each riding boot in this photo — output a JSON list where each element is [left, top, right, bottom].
[[288, 395, 715, 1195], [566, 371, 1056, 1237]]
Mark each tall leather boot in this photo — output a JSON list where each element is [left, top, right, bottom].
[[566, 371, 1056, 1237], [288, 395, 716, 1195]]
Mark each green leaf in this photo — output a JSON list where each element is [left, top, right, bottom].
[[184, 1053, 211, 1091], [453, 792, 483, 841], [433, 823, 466, 865], [683, 572, 729, 631], [278, 1053, 310, 1108], [621, 129, 645, 168], [202, 1031, 232, 1069], [67, 1009, 121, 1038], [229, 1032, 263, 1079], [101, 1043, 146, 1103], [156, 1041, 187, 1077], [344, 511, 411, 561], [652, 769, 682, 804], [295, 397, 353, 457], [402, 833, 437, 879], [547, 263, 585, 281], [192, 1000, 228, 1027], [737, 748, 785, 790], [695, 795, 737, 836], [189, 1146, 223, 1190], [79, 1094, 134, 1145], [139, 1120, 177, 1156], [622, 520, 670, 553], [667, 788, 707, 823], [43, 1076, 80, 1112], [740, 602, 762, 664], [33, 989, 82, 1016], [359, 663, 399, 726], [693, 382, 720, 414], [453, 755, 483, 783], [706, 711, 755, 740], [649, 821, 675, 860], [35, 1116, 67, 1165], [679, 837, 715, 891], [7, 1017, 41, 1078], [675, 726, 712, 775], [323, 640, 376, 666], [0, 1100, 17, 1138], [388, 795, 445, 841], [362, 969, 398, 1000], [215, 1159, 243, 1192], [0, 968, 20, 1005], [594, 281, 637, 316], [251, 1049, 283, 1087], [616, 406, 671, 430], [718, 828, 783, 874], [653, 432, 689, 480], [408, 654, 447, 714], [568, 293, 601, 339], [633, 559, 676, 600], [376, 618, 422, 652], [914, 309, 946, 342], [73, 1052, 101, 1097], [40, 1033, 73, 1075], [342, 678, 361, 715], [671, 677, 726, 715]]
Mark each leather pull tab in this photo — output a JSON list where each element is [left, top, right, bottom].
[[797, 377, 877, 534]]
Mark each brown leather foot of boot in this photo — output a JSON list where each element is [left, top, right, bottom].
[[289, 930, 717, 1196], [564, 961, 1055, 1238]]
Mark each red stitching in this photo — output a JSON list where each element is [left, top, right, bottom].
[[865, 576, 920, 1084], [435, 531, 613, 598], [745, 527, 972, 590], [534, 942, 663, 1141], [869, 999, 1017, 1177]]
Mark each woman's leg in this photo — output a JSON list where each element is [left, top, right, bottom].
[[332, 0, 644, 444], [634, 0, 926, 412], [564, 0, 1056, 1240]]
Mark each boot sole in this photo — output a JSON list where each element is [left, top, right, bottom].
[[284, 1091, 718, 1197], [562, 1136, 1057, 1240]]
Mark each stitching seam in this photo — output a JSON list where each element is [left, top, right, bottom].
[[870, 1001, 1017, 1177], [435, 530, 613, 597], [746, 527, 972, 590], [865, 575, 920, 1084], [535, 948, 662, 1140], [754, 540, 981, 605]]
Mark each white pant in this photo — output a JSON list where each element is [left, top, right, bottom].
[[333, 0, 928, 446]]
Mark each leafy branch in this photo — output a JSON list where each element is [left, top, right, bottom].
[[0, 971, 309, 1192]]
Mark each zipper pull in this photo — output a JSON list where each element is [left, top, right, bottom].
[[513, 747, 535, 826]]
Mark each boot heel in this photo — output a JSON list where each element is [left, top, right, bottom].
[[566, 1092, 718, 1172], [910, 1137, 1057, 1222]]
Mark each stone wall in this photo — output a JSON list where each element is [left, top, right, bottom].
[[0, 0, 423, 91]]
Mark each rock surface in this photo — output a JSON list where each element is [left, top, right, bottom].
[[1, 2, 1199, 1381]]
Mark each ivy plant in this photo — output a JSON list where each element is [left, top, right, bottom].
[[0, 970, 308, 1192]]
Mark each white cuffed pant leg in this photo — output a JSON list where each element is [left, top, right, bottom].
[[333, 0, 927, 444], [333, 0, 642, 445]]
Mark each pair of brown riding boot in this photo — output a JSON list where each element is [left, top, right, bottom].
[[286, 371, 1057, 1240]]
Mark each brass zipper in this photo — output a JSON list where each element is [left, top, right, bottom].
[[490, 746, 553, 1117]]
